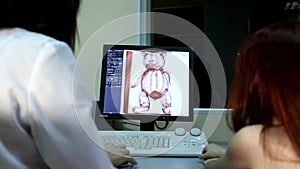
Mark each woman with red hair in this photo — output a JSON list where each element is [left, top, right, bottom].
[[200, 20, 300, 168]]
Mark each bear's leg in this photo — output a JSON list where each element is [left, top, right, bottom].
[[161, 91, 172, 114], [133, 91, 150, 113]]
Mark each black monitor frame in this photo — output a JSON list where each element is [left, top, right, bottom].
[[97, 44, 195, 130]]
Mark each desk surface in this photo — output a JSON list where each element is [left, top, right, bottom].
[[121, 157, 204, 169]]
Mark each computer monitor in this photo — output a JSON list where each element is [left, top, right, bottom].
[[97, 44, 196, 131]]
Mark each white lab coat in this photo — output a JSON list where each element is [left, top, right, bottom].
[[0, 28, 114, 169]]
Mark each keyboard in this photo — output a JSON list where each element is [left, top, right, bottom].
[[98, 130, 208, 157]]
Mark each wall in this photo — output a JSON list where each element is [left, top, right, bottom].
[[76, 0, 142, 55], [75, 0, 143, 99]]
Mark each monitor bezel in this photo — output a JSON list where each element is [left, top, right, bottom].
[[97, 44, 195, 123]]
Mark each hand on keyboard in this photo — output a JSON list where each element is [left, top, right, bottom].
[[104, 143, 137, 167], [198, 143, 226, 160]]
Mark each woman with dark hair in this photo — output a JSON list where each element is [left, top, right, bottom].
[[199, 20, 300, 168], [0, 0, 136, 168]]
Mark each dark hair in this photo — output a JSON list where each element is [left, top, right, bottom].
[[0, 0, 81, 50], [227, 20, 300, 158]]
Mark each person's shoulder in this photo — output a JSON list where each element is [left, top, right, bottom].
[[225, 125, 264, 165], [16, 28, 73, 57], [229, 124, 263, 150], [235, 124, 263, 137], [14, 28, 69, 50]]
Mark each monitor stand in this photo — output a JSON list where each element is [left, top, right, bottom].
[[140, 121, 155, 131]]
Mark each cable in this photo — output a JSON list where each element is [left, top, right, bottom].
[[120, 121, 140, 127], [113, 120, 170, 130], [154, 121, 169, 130], [113, 120, 140, 127]]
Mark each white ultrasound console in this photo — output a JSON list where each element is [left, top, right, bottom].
[[98, 128, 208, 157]]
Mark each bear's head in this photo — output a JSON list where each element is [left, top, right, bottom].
[[142, 51, 166, 70]]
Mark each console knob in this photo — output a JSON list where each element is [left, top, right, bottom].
[[190, 128, 201, 136], [174, 127, 186, 136]]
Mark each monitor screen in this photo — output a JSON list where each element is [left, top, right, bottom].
[[97, 44, 195, 129]]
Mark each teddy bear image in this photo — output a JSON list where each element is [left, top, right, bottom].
[[131, 50, 172, 114]]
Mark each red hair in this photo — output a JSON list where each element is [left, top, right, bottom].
[[227, 20, 300, 158]]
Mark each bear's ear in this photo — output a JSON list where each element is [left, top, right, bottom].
[[160, 51, 167, 58], [141, 51, 148, 57]]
